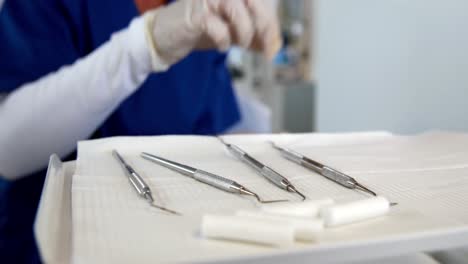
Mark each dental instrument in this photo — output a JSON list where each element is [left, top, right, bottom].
[[140, 152, 286, 204], [217, 137, 307, 200], [112, 150, 180, 215], [270, 142, 377, 196]]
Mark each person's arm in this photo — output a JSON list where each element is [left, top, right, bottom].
[[0, 17, 166, 179], [0, 0, 281, 180]]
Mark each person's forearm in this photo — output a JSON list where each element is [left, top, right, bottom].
[[0, 16, 161, 180]]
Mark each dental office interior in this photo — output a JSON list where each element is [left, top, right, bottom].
[[231, 0, 468, 135]]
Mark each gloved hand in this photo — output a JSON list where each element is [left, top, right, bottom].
[[145, 0, 282, 65]]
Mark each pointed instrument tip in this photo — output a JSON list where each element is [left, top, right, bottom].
[[150, 203, 182, 216], [239, 187, 288, 204], [260, 199, 289, 204], [355, 183, 377, 196], [287, 185, 307, 201]]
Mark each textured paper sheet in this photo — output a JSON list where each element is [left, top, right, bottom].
[[34, 156, 74, 264], [70, 132, 468, 263]]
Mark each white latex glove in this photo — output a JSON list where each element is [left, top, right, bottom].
[[145, 0, 282, 65]]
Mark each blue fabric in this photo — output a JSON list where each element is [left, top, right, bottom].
[[0, 171, 45, 264], [0, 0, 240, 262]]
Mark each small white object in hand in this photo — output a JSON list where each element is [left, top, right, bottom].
[[320, 196, 390, 227]]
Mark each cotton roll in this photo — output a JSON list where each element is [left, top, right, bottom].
[[320, 196, 390, 227], [201, 215, 295, 247], [236, 210, 324, 242], [261, 198, 335, 218]]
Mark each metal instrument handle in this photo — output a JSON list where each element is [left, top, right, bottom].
[[128, 172, 151, 197], [279, 148, 303, 164], [302, 157, 325, 174], [226, 145, 264, 172], [241, 154, 265, 173], [225, 144, 245, 159], [225, 144, 289, 189], [260, 167, 289, 190], [141, 152, 196, 176], [321, 166, 356, 188], [113, 150, 151, 197], [193, 170, 238, 193]]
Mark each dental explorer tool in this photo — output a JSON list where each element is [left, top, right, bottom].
[[141, 152, 285, 204], [269, 142, 377, 196], [217, 137, 307, 201], [112, 150, 181, 215]]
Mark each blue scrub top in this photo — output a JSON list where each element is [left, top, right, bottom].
[[0, 0, 240, 262]]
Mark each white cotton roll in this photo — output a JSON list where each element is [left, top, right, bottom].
[[236, 210, 324, 242], [261, 198, 335, 218], [320, 196, 390, 227], [201, 215, 295, 247]]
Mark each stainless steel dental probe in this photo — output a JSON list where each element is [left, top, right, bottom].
[[270, 142, 399, 207], [112, 150, 181, 215], [217, 137, 307, 201], [141, 152, 286, 204], [269, 142, 377, 196]]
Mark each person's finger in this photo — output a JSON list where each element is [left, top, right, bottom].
[[199, 13, 232, 51], [245, 0, 282, 59], [212, 0, 254, 48]]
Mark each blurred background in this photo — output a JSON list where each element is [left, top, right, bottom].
[[228, 0, 468, 135], [2, 0, 467, 135]]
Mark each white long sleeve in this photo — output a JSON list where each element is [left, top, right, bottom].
[[0, 16, 167, 180]]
